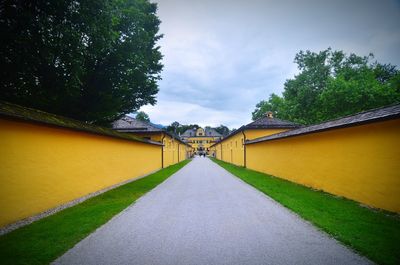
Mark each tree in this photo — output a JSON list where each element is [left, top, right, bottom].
[[252, 94, 285, 120], [252, 48, 400, 124], [0, 0, 163, 125], [166, 121, 180, 134], [135, 111, 150, 122], [214, 125, 230, 136]]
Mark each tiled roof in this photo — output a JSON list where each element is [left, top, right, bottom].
[[0, 101, 162, 145], [205, 128, 222, 137], [181, 128, 195, 137], [210, 114, 300, 146], [181, 127, 222, 137], [112, 115, 189, 146], [246, 104, 400, 144], [112, 116, 162, 132], [245, 116, 299, 129]]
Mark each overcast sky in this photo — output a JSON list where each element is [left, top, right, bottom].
[[140, 0, 400, 128]]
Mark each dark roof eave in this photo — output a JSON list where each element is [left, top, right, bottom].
[[115, 129, 163, 133], [162, 131, 191, 147], [210, 123, 300, 146], [246, 105, 400, 145], [181, 135, 222, 138], [245, 125, 299, 129], [0, 101, 162, 146], [115, 122, 190, 147]]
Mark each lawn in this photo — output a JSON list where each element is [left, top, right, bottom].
[[0, 159, 190, 265], [211, 158, 400, 265]]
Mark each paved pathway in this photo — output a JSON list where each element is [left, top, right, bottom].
[[54, 157, 372, 265]]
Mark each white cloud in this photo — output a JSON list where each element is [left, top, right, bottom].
[[141, 100, 251, 128], [145, 0, 400, 128]]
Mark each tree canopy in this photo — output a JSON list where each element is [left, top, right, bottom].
[[0, 0, 163, 125], [166, 122, 199, 135], [214, 125, 230, 136], [252, 48, 400, 124], [135, 111, 150, 122], [165, 122, 231, 136]]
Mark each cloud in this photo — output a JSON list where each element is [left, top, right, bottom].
[[141, 100, 251, 128], [142, 0, 400, 128]]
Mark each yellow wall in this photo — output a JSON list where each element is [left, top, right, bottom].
[[178, 143, 190, 162], [161, 134, 191, 167], [162, 134, 175, 167], [132, 132, 162, 142], [244, 128, 287, 140], [218, 133, 244, 166], [213, 128, 291, 167], [246, 119, 400, 212], [0, 118, 162, 227], [125, 132, 190, 168]]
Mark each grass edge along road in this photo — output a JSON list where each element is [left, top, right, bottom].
[[211, 158, 400, 265], [0, 159, 191, 265]]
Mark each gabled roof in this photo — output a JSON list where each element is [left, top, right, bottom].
[[0, 101, 162, 146], [112, 115, 162, 132], [112, 115, 189, 146], [246, 104, 400, 145], [205, 127, 222, 137], [210, 113, 299, 146], [245, 115, 299, 129], [181, 128, 196, 137], [181, 127, 222, 137]]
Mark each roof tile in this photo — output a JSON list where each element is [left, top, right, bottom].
[[246, 104, 400, 144]]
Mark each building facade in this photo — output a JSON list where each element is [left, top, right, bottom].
[[181, 127, 222, 154], [210, 112, 299, 166], [112, 116, 193, 167]]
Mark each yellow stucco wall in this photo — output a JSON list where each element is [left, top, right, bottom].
[[162, 135, 190, 167], [218, 133, 244, 166], [0, 118, 162, 227], [162, 134, 174, 167], [124, 132, 189, 168], [244, 128, 288, 140], [131, 132, 162, 142], [213, 128, 291, 166], [178, 143, 189, 161], [246, 119, 400, 212]]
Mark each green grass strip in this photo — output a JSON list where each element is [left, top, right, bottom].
[[0, 160, 191, 265], [211, 158, 400, 265]]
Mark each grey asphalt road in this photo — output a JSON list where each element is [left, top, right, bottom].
[[54, 157, 372, 265]]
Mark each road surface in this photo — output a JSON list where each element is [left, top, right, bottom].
[[54, 157, 371, 265]]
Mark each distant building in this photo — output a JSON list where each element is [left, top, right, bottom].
[[181, 127, 222, 154], [112, 116, 193, 167], [210, 112, 299, 165]]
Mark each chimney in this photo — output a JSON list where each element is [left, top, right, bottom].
[[265, 111, 273, 118]]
